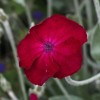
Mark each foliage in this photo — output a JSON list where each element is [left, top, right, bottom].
[[0, 0, 100, 100]]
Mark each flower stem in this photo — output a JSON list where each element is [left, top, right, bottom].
[[93, 0, 100, 24], [8, 90, 18, 100], [2, 20, 27, 100], [47, 0, 52, 17], [65, 73, 100, 86], [87, 57, 100, 69], [73, 0, 83, 25], [79, 1, 85, 11], [85, 0, 93, 28], [54, 79, 70, 100], [74, 0, 88, 78], [24, 2, 32, 26]]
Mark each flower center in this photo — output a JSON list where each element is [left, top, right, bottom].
[[44, 42, 54, 52]]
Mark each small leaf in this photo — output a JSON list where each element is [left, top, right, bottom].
[[49, 95, 83, 100], [90, 24, 100, 62]]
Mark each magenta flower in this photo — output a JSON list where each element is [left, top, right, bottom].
[[29, 93, 38, 100], [17, 14, 87, 85]]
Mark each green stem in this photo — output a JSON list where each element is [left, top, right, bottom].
[[3, 20, 27, 100], [74, 0, 88, 78], [54, 79, 70, 100], [74, 0, 83, 25], [47, 0, 52, 17], [24, 2, 32, 26], [93, 0, 100, 24], [85, 0, 93, 28]]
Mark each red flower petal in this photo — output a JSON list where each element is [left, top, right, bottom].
[[17, 14, 87, 85], [55, 37, 82, 56], [24, 54, 59, 85], [49, 14, 87, 44], [17, 34, 43, 69], [30, 18, 53, 42], [29, 93, 38, 100], [53, 49, 82, 78], [30, 14, 87, 45]]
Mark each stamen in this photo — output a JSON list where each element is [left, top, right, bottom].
[[44, 42, 54, 52]]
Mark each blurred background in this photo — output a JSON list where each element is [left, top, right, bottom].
[[0, 0, 100, 100]]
